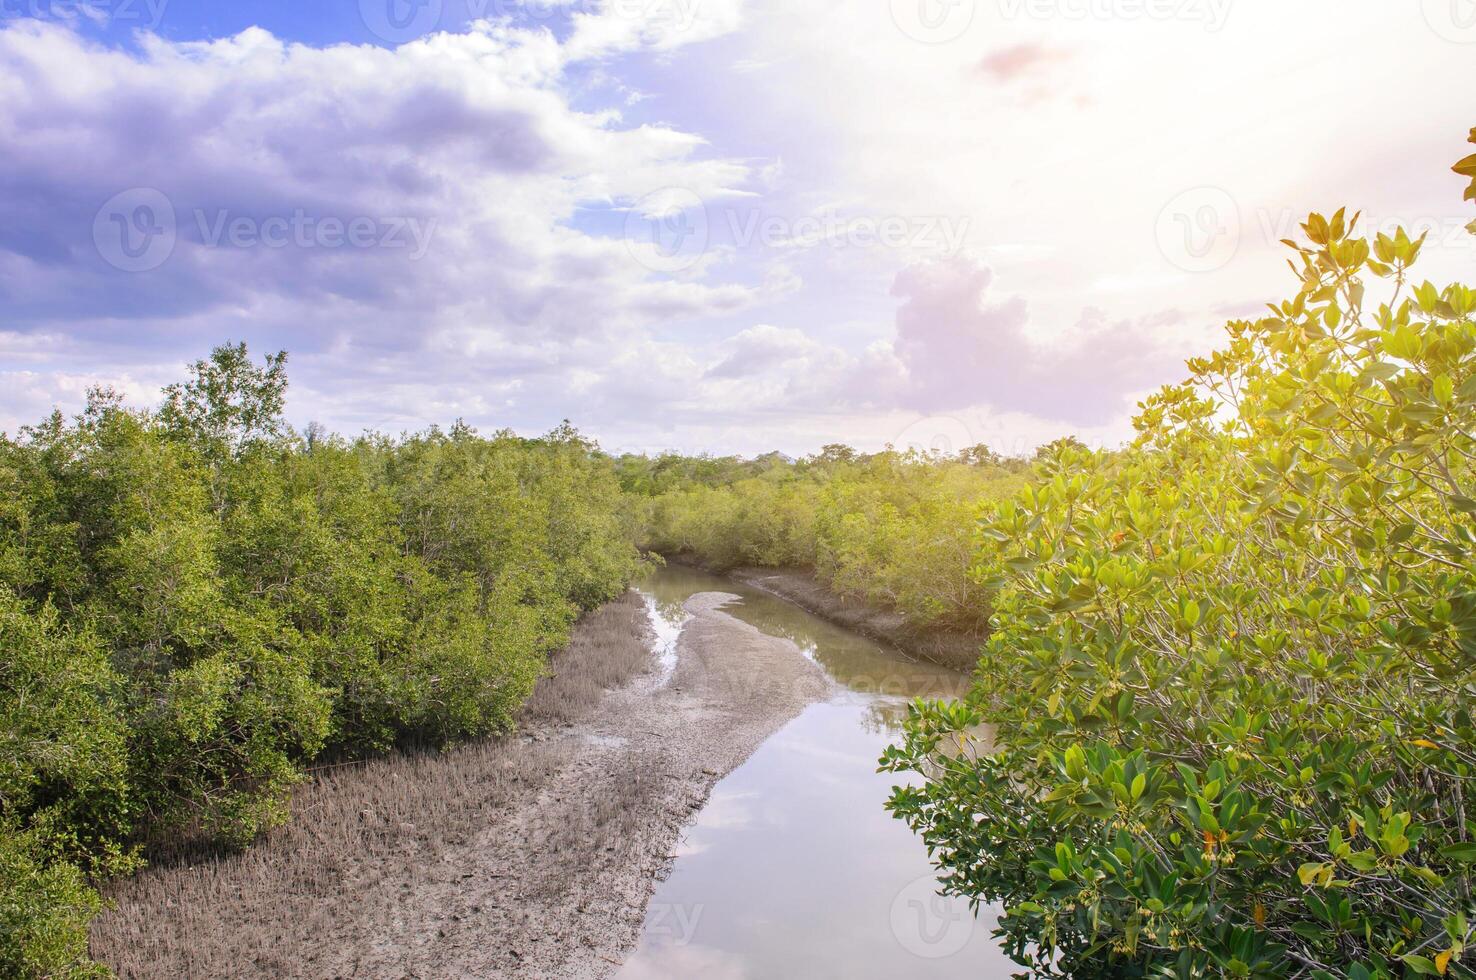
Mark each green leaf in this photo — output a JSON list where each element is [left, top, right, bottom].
[[1439, 842, 1476, 863], [1405, 954, 1441, 976], [1435, 374, 1455, 408]]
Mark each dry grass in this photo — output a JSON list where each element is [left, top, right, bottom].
[[89, 591, 653, 979], [520, 593, 656, 726]]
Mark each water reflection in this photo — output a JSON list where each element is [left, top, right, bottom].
[[639, 588, 687, 686], [622, 565, 1014, 978], [636, 564, 973, 727]]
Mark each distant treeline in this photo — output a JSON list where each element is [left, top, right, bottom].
[[0, 345, 641, 977], [622, 442, 1043, 633]]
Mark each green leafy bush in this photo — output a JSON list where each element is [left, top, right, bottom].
[[0, 823, 109, 980], [0, 345, 642, 976], [884, 149, 1476, 976], [633, 447, 1024, 632]]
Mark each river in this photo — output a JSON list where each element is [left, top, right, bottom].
[[616, 564, 1017, 979]]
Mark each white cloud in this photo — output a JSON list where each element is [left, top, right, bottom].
[[0, 14, 771, 435], [563, 0, 745, 59], [704, 323, 816, 378], [2, 2, 1471, 456]]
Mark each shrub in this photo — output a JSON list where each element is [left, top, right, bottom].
[[0, 592, 132, 977], [0, 345, 642, 976], [884, 147, 1476, 977], [0, 823, 109, 980], [636, 448, 1024, 631]]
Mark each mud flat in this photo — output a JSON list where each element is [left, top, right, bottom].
[[668, 559, 985, 671], [91, 590, 828, 979]]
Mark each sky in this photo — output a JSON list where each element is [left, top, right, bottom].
[[1, 0, 1473, 457]]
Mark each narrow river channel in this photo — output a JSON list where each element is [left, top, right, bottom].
[[617, 564, 1017, 978]]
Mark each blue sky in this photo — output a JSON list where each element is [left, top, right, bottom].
[[2, 1, 1474, 455], [12, 0, 522, 46]]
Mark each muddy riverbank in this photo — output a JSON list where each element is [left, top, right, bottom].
[[663, 557, 985, 671], [91, 588, 828, 979]]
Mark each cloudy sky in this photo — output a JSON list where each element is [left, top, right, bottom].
[[1, 0, 1473, 456]]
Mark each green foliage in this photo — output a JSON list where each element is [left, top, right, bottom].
[[0, 345, 641, 976], [0, 823, 109, 980], [632, 446, 1026, 632], [884, 191, 1476, 974], [1456, 127, 1476, 232], [0, 589, 132, 868], [158, 342, 289, 456]]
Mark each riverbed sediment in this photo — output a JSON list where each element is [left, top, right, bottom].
[[665, 558, 986, 671], [91, 590, 829, 979]]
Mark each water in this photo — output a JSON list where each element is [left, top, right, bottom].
[[618, 565, 1017, 979], [640, 589, 687, 687]]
